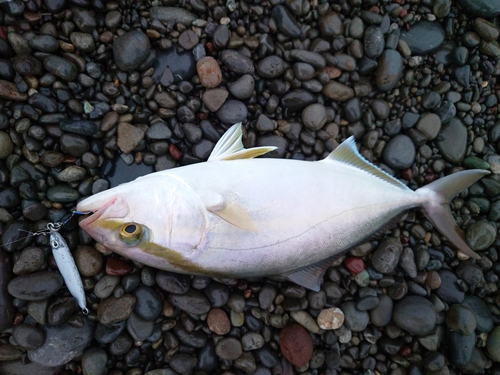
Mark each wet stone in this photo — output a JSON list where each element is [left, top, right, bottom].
[[462, 295, 493, 333], [371, 237, 403, 273], [81, 347, 107, 375], [393, 296, 437, 336], [436, 270, 464, 304], [12, 323, 45, 350], [487, 326, 500, 362], [416, 113, 441, 140], [117, 123, 145, 154], [46, 185, 80, 203], [126, 312, 154, 341], [196, 56, 222, 88], [59, 119, 98, 136], [97, 294, 136, 324], [242, 332, 265, 351], [228, 74, 254, 99], [13, 247, 44, 275], [279, 323, 313, 367], [0, 79, 28, 101], [447, 330, 475, 368], [170, 353, 197, 374], [271, 5, 302, 38], [153, 48, 196, 84], [113, 30, 151, 72], [220, 50, 254, 74], [192, 139, 215, 159], [133, 286, 162, 321], [215, 337, 243, 360], [43, 56, 78, 81], [436, 117, 467, 163], [457, 0, 500, 17], [28, 318, 94, 367], [364, 26, 385, 59], [95, 320, 126, 344], [257, 135, 287, 158], [400, 21, 445, 55], [302, 103, 327, 131], [375, 49, 403, 92], [169, 290, 210, 315], [202, 88, 229, 112], [94, 275, 120, 299], [8, 271, 63, 301], [217, 100, 248, 123], [257, 56, 287, 79], [207, 308, 231, 335], [465, 221, 497, 251], [445, 304, 476, 336], [323, 81, 354, 102], [281, 89, 316, 111], [340, 301, 370, 332], [150, 6, 196, 26], [319, 11, 343, 37], [370, 293, 393, 327]]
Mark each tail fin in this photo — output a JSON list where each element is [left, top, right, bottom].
[[416, 170, 490, 260]]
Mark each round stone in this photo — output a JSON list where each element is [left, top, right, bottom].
[[279, 323, 313, 367], [302, 104, 327, 131], [215, 337, 242, 360], [317, 307, 344, 330], [0, 130, 13, 159], [382, 135, 416, 169], [445, 304, 477, 335], [196, 56, 222, 88], [466, 221, 497, 251], [113, 30, 151, 71], [207, 308, 231, 335], [487, 326, 500, 361], [393, 296, 437, 336]]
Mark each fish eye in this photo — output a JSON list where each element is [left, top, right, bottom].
[[119, 223, 143, 244]]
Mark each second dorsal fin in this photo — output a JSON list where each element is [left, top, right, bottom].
[[208, 123, 277, 161], [322, 136, 410, 190]]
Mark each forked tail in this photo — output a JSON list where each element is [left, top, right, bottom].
[[416, 169, 490, 259]]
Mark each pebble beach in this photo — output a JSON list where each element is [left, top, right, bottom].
[[1, 0, 500, 374]]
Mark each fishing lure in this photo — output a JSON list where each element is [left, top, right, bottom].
[[48, 224, 88, 314]]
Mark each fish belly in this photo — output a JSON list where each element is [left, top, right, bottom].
[[171, 159, 421, 277]]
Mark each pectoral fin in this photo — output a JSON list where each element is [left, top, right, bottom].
[[207, 198, 258, 232], [283, 258, 334, 291], [208, 123, 277, 161]]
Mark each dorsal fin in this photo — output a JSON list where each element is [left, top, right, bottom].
[[208, 123, 277, 161], [322, 136, 409, 190]]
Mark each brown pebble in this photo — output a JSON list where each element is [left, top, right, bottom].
[[317, 307, 345, 330], [196, 57, 222, 88], [74, 246, 103, 277], [0, 79, 28, 101], [425, 270, 441, 289], [207, 308, 231, 335], [279, 323, 313, 367]]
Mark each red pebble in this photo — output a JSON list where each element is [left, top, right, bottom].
[[0, 27, 6, 41], [279, 323, 313, 367], [424, 173, 436, 184], [400, 345, 411, 356], [400, 168, 413, 180], [13, 312, 24, 325], [206, 42, 214, 53], [106, 257, 132, 275], [344, 257, 365, 275], [168, 143, 182, 161], [399, 9, 408, 17]]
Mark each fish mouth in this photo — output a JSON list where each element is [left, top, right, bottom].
[[80, 198, 128, 229]]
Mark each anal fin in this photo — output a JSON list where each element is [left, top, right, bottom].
[[283, 258, 335, 291]]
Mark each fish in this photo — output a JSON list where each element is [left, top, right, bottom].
[[77, 124, 489, 291]]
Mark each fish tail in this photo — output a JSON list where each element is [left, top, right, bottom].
[[415, 169, 490, 260]]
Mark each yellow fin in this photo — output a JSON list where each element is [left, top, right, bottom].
[[208, 200, 258, 232], [323, 136, 410, 190], [208, 123, 277, 161]]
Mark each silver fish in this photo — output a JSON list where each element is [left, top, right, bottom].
[[77, 124, 488, 291]]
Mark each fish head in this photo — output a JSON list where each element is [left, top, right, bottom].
[[76, 174, 208, 263]]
